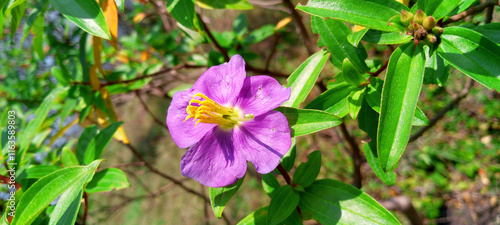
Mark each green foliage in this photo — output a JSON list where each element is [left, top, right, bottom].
[[209, 177, 245, 219], [378, 43, 425, 172], [1, 0, 498, 223]]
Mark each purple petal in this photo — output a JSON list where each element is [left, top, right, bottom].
[[166, 89, 216, 148], [235, 76, 291, 116], [233, 111, 291, 174], [192, 55, 246, 105], [180, 128, 247, 187]]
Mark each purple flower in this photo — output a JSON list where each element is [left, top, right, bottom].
[[166, 55, 292, 187]]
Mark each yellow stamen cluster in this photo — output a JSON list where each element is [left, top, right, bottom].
[[184, 93, 254, 129]]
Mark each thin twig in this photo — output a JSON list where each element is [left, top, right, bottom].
[[83, 192, 89, 225], [444, 0, 498, 24], [198, 13, 230, 62], [246, 64, 289, 77], [277, 164, 292, 185], [339, 123, 363, 189], [135, 91, 170, 130], [409, 78, 474, 143], [368, 60, 389, 77], [265, 33, 281, 70], [120, 142, 232, 224], [282, 0, 315, 55]]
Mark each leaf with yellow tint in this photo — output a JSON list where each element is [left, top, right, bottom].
[[99, 0, 118, 49], [276, 17, 292, 30]]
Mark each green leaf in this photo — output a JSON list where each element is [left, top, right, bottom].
[[48, 187, 82, 225], [209, 177, 244, 219], [233, 14, 248, 37], [348, 27, 369, 47], [362, 30, 412, 45], [342, 58, 368, 87], [237, 206, 268, 225], [167, 0, 196, 30], [348, 88, 366, 119], [365, 77, 428, 126], [241, 24, 275, 46], [262, 173, 281, 198], [17, 165, 61, 183], [311, 16, 368, 71], [267, 185, 300, 225], [424, 48, 450, 86], [12, 160, 102, 225], [274, 107, 342, 137], [81, 122, 123, 165], [86, 168, 130, 193], [9, 2, 26, 41], [378, 43, 425, 172], [76, 125, 99, 165], [454, 0, 478, 14], [412, 107, 429, 126], [280, 138, 296, 172], [438, 27, 500, 92], [196, 0, 253, 10], [298, 0, 409, 32], [292, 150, 321, 188], [282, 50, 330, 108], [305, 82, 355, 117], [419, 0, 461, 20], [17, 86, 67, 165], [49, 0, 111, 39], [461, 23, 500, 44], [61, 147, 79, 167], [299, 179, 400, 224], [358, 100, 397, 186], [114, 0, 124, 12]]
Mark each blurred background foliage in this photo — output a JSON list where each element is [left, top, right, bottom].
[[0, 0, 499, 224]]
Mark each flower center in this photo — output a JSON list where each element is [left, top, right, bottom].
[[184, 93, 254, 129]]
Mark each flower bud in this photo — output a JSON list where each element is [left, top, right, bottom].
[[414, 27, 427, 40], [432, 26, 444, 36], [423, 16, 436, 30], [410, 20, 420, 30], [414, 9, 426, 25], [400, 10, 414, 27], [425, 33, 437, 44]]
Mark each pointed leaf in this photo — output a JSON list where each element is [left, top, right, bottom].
[[292, 150, 321, 188], [237, 206, 268, 225], [275, 107, 342, 137], [82, 122, 123, 165], [348, 88, 366, 119], [362, 30, 412, 45], [48, 187, 83, 225], [167, 0, 196, 30], [305, 83, 356, 117], [85, 168, 130, 193], [262, 173, 281, 198], [348, 27, 369, 47], [311, 16, 368, 71], [358, 100, 397, 185], [298, 0, 409, 32], [424, 48, 450, 86], [49, 0, 111, 39], [299, 179, 400, 224], [378, 43, 425, 172], [17, 86, 67, 165], [419, 0, 461, 20], [267, 185, 300, 225], [209, 177, 244, 219], [282, 50, 330, 108], [12, 160, 102, 225], [343, 58, 368, 87], [438, 27, 500, 92]]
